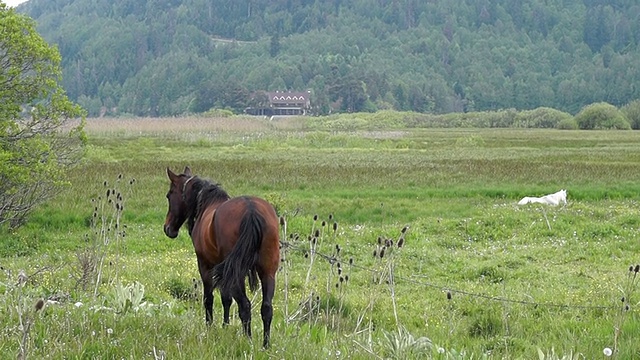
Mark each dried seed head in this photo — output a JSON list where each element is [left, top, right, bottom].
[[447, 291, 452, 300], [304, 252, 309, 258], [345, 275, 349, 282], [333, 222, 338, 231], [329, 214, 333, 220], [397, 238, 404, 248], [349, 257, 353, 265], [322, 221, 326, 227], [118, 173, 122, 179], [377, 236, 382, 245], [373, 249, 377, 258], [313, 214, 318, 221], [103, 181, 107, 187], [379, 247, 385, 258], [621, 296, 626, 303], [625, 304, 630, 311], [338, 268, 342, 275], [339, 276, 344, 283], [106, 189, 111, 197], [280, 217, 285, 226], [630, 265, 634, 272], [35, 299, 45, 312], [635, 265, 640, 273], [401, 226, 408, 234], [314, 229, 320, 238], [335, 283, 339, 288]]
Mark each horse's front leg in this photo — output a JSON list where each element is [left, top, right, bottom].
[[199, 263, 214, 324]]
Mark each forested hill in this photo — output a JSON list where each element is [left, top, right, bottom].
[[17, 0, 640, 117]]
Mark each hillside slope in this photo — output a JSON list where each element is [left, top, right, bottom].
[[17, 0, 640, 116]]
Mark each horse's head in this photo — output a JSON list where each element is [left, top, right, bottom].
[[164, 166, 194, 238]]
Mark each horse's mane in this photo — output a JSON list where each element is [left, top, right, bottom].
[[184, 177, 230, 233]]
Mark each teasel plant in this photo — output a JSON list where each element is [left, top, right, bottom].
[[612, 264, 640, 356], [10, 268, 46, 360], [279, 215, 291, 321], [374, 226, 410, 329], [75, 175, 135, 295]]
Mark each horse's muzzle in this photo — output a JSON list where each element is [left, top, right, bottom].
[[164, 224, 179, 238]]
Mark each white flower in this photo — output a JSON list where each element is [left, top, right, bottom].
[[603, 348, 612, 357], [106, 328, 113, 335], [74, 302, 83, 308], [438, 347, 446, 354]]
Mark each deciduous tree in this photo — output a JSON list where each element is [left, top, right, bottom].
[[1, 4, 85, 229]]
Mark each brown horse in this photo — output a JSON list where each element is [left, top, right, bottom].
[[163, 166, 280, 348]]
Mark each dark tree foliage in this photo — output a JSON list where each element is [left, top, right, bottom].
[[14, 0, 640, 116]]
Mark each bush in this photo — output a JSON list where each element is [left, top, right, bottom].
[[556, 117, 579, 130], [621, 99, 640, 130], [574, 102, 630, 130], [201, 108, 234, 117], [514, 107, 573, 128]]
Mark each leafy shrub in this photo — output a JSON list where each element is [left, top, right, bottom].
[[621, 99, 640, 130], [574, 102, 630, 130], [514, 107, 573, 128], [556, 117, 579, 130], [202, 108, 234, 117]]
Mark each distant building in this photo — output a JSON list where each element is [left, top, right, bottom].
[[245, 90, 311, 117]]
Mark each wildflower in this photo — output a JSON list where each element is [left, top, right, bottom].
[[438, 347, 446, 354], [603, 347, 612, 357], [107, 328, 113, 335]]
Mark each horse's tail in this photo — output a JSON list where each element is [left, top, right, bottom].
[[211, 204, 263, 294]]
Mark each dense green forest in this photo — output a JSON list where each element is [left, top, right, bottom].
[[15, 0, 640, 117]]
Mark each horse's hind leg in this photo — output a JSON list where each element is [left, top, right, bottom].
[[232, 286, 252, 339], [259, 273, 275, 348], [220, 291, 232, 326], [198, 262, 214, 324]]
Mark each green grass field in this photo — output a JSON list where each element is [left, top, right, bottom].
[[1, 116, 639, 359]]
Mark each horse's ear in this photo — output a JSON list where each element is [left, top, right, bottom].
[[167, 168, 178, 182], [184, 166, 192, 176]]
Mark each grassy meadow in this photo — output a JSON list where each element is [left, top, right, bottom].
[[1, 116, 640, 359]]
